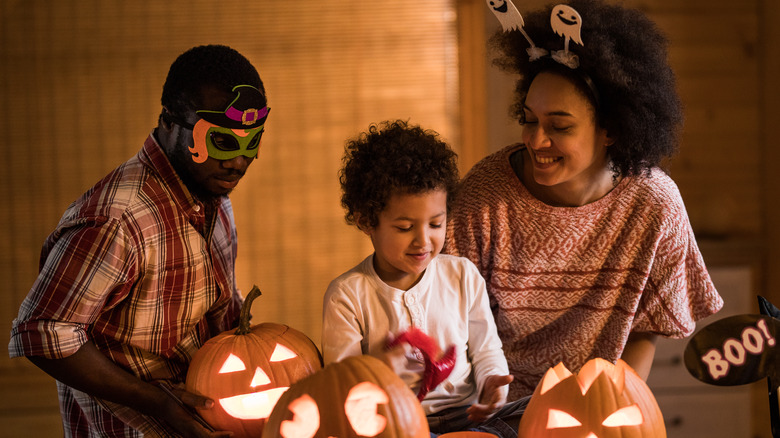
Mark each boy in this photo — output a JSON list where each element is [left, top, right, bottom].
[[322, 120, 526, 437]]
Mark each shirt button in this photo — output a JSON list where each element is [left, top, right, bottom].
[[193, 205, 201, 212], [444, 382, 455, 393]]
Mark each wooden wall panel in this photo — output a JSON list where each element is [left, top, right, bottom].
[[651, 4, 762, 238]]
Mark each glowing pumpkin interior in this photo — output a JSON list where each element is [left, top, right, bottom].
[[279, 381, 389, 438], [517, 358, 666, 438], [185, 291, 323, 438], [263, 355, 429, 438], [216, 343, 300, 420]]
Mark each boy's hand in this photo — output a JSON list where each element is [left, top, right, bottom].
[[466, 374, 513, 423]]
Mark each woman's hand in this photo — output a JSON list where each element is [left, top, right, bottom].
[[466, 374, 513, 422]]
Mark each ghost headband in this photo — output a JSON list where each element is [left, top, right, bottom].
[[486, 1, 584, 68]]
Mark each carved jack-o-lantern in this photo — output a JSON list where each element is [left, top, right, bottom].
[[186, 287, 323, 438], [517, 358, 666, 438], [263, 355, 429, 438]]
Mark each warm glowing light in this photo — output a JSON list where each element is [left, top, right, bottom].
[[251, 367, 272, 387], [602, 405, 643, 427], [280, 394, 320, 438], [546, 409, 582, 429], [271, 343, 299, 362], [219, 387, 289, 420], [573, 359, 627, 395], [539, 362, 573, 395], [219, 354, 246, 373], [517, 359, 666, 438], [344, 382, 389, 437]]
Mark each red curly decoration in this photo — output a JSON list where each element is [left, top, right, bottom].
[[386, 327, 456, 401]]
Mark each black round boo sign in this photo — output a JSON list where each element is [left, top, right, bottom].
[[684, 314, 779, 386]]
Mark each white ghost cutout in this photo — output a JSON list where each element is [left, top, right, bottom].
[[486, 0, 548, 60], [551, 4, 583, 50], [486, 0, 524, 31], [550, 4, 584, 68]]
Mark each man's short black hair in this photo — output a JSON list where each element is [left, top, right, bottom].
[[161, 45, 264, 118]]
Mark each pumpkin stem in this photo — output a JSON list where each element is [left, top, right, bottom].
[[235, 285, 262, 335]]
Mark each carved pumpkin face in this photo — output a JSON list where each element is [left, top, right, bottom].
[[263, 355, 429, 438], [517, 359, 666, 438], [186, 305, 322, 438]]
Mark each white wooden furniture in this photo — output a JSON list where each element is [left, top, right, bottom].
[[647, 266, 756, 437]]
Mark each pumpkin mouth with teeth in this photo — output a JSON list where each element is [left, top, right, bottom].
[[220, 388, 289, 420], [214, 344, 299, 420]]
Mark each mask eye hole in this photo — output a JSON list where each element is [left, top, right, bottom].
[[247, 130, 263, 150], [209, 132, 240, 151], [602, 405, 643, 427], [546, 408, 582, 429]]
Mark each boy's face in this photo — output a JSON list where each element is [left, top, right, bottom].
[[366, 189, 447, 291]]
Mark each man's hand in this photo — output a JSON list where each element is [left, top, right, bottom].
[[28, 341, 233, 437], [158, 384, 233, 437], [466, 374, 513, 423]]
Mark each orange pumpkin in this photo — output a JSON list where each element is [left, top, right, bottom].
[[263, 355, 429, 438], [517, 358, 666, 438], [186, 286, 323, 438]]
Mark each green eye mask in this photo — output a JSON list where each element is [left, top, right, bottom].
[[189, 119, 265, 163]]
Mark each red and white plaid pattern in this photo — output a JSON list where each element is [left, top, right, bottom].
[[9, 135, 243, 436]]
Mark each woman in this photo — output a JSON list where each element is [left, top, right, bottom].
[[446, 0, 723, 400]]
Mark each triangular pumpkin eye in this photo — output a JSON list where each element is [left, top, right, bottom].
[[270, 343, 298, 362], [603, 404, 643, 427], [547, 409, 582, 429], [219, 353, 246, 373]]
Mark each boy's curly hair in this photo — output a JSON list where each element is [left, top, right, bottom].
[[491, 0, 682, 177], [339, 120, 459, 230]]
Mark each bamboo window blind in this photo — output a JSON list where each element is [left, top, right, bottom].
[[0, 0, 460, 362]]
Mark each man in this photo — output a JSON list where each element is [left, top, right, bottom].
[[8, 45, 269, 437]]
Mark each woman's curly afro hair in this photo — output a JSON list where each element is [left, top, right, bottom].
[[491, 0, 683, 177], [339, 120, 459, 230]]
